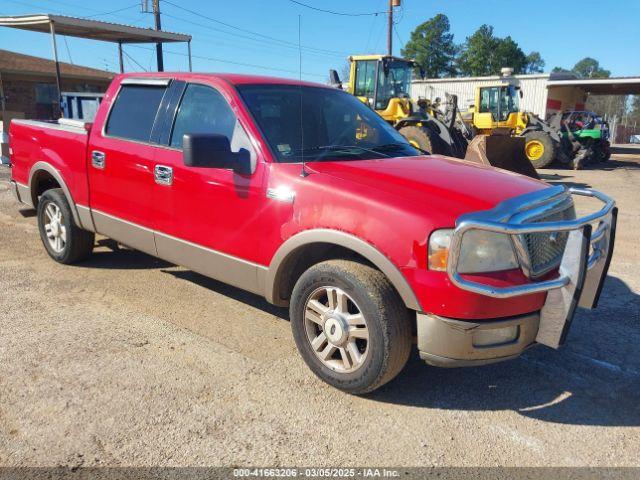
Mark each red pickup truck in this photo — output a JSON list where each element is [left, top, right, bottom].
[[9, 73, 617, 393]]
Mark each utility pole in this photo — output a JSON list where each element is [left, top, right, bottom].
[[152, 0, 164, 72], [387, 0, 400, 56]]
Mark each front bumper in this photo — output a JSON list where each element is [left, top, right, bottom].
[[418, 186, 617, 366], [417, 312, 539, 367]]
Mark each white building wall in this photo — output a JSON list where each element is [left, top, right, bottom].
[[411, 74, 550, 118]]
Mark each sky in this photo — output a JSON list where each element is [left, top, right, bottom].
[[0, 0, 638, 82]]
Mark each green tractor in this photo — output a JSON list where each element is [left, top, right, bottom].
[[560, 111, 611, 164]]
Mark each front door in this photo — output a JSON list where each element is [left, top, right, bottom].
[[151, 81, 266, 293]]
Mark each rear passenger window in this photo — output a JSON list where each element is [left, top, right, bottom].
[[170, 84, 238, 149], [105, 85, 166, 142]]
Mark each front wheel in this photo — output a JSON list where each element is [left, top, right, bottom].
[[290, 260, 412, 394], [398, 125, 438, 154], [523, 130, 556, 168], [37, 188, 95, 264]]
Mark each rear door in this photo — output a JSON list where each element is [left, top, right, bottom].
[[87, 78, 170, 255]]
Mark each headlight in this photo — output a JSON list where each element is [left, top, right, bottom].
[[458, 230, 519, 273], [428, 229, 519, 273]]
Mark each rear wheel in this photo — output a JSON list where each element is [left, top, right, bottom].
[[290, 260, 412, 394], [523, 130, 556, 168], [398, 125, 439, 154], [37, 189, 94, 264]]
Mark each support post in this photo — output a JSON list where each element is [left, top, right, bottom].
[[387, 0, 393, 56], [152, 0, 164, 72], [49, 21, 62, 118], [187, 40, 192, 72], [118, 41, 124, 73]]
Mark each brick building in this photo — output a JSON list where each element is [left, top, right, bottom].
[[0, 49, 114, 163], [0, 49, 113, 122]]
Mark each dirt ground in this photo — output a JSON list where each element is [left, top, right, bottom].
[[0, 149, 639, 468]]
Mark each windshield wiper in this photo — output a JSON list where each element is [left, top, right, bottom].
[[372, 142, 428, 155], [297, 145, 390, 159]]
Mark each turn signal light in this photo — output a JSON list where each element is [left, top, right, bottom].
[[428, 229, 453, 271], [428, 249, 449, 271]]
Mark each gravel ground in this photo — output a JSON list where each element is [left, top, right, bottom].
[[0, 151, 639, 468]]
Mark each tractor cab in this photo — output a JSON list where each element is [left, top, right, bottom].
[[471, 83, 524, 132], [346, 55, 415, 124]]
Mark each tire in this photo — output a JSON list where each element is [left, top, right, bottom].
[[289, 259, 412, 394], [37, 188, 95, 264], [398, 125, 439, 154], [523, 130, 556, 168]]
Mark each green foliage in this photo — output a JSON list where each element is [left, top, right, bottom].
[[456, 25, 535, 76], [400, 17, 548, 78], [401, 14, 457, 78], [456, 24, 497, 76], [572, 57, 611, 78], [525, 52, 545, 74], [626, 96, 640, 124]]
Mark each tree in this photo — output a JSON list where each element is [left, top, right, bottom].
[[629, 96, 640, 124], [525, 51, 545, 74], [456, 24, 496, 76], [401, 14, 457, 78], [456, 25, 532, 76], [572, 57, 611, 78], [494, 36, 527, 73]]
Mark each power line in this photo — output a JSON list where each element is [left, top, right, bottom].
[[62, 35, 73, 64], [161, 11, 344, 61], [161, 13, 332, 62], [122, 48, 148, 71], [83, 4, 140, 19], [162, 0, 349, 57], [288, 0, 385, 17], [128, 44, 326, 79]]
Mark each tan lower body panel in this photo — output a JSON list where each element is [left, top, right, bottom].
[[155, 232, 266, 296], [13, 181, 33, 208], [91, 210, 157, 257]]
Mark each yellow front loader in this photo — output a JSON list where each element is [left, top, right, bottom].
[[329, 55, 538, 178], [465, 81, 563, 168], [331, 55, 467, 158]]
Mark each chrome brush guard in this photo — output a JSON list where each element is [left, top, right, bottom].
[[447, 185, 617, 348]]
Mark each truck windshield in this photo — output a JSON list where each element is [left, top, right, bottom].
[[237, 84, 420, 162]]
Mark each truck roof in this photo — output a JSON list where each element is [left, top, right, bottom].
[[114, 72, 328, 88]]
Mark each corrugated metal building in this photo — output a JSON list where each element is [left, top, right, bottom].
[[412, 73, 640, 121], [412, 73, 553, 118]]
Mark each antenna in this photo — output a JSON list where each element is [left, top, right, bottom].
[[298, 14, 309, 177]]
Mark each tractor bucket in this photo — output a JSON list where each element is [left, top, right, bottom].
[[463, 135, 540, 179]]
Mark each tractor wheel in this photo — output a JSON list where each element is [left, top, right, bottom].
[[523, 130, 556, 168], [398, 125, 440, 155]]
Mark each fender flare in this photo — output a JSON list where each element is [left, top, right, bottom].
[[29, 161, 82, 227], [265, 229, 422, 311]]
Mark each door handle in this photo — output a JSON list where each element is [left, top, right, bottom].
[[154, 164, 173, 186], [91, 151, 105, 169]]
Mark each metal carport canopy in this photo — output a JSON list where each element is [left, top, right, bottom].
[[0, 13, 192, 113], [546, 77, 640, 95], [0, 14, 191, 43]]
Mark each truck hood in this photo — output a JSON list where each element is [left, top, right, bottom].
[[306, 155, 549, 219]]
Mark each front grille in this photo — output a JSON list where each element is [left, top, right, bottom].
[[519, 202, 576, 278]]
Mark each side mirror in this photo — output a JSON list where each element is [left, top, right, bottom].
[[329, 69, 342, 89], [183, 133, 252, 175]]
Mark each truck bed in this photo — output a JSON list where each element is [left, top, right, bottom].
[[9, 117, 91, 209]]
